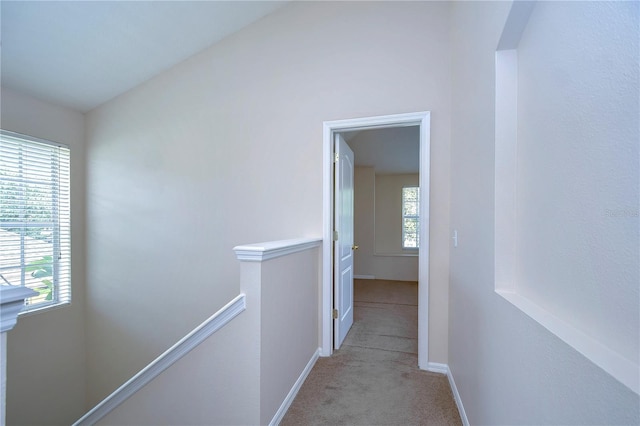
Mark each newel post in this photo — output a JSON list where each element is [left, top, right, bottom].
[[0, 285, 37, 426]]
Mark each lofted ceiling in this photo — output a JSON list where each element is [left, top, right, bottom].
[[0, 1, 288, 112], [1, 1, 418, 175]]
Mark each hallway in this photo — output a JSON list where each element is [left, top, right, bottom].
[[281, 279, 461, 425]]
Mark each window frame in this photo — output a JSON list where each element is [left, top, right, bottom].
[[0, 129, 71, 315], [402, 186, 420, 249]]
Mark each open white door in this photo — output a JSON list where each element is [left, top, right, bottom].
[[322, 112, 430, 365], [334, 133, 355, 349]]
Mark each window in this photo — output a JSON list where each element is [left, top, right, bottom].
[[402, 186, 419, 249], [0, 130, 71, 313]]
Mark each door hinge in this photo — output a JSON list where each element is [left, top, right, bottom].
[[333, 230, 339, 241], [332, 309, 338, 319], [334, 152, 339, 163]]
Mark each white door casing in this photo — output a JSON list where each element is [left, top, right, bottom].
[[334, 134, 355, 349], [322, 111, 431, 369]]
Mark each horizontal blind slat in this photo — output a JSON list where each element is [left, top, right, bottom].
[[1, 130, 72, 313]]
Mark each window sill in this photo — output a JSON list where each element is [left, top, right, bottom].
[[18, 301, 71, 318], [496, 290, 639, 394]]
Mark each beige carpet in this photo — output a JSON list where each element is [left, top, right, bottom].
[[280, 279, 462, 426]]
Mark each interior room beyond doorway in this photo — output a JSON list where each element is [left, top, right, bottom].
[[342, 126, 420, 283]]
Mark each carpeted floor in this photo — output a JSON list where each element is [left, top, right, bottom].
[[280, 279, 462, 426]]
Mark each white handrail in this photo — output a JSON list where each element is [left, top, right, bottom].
[[74, 293, 246, 426]]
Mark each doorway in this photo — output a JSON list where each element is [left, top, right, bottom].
[[321, 111, 431, 369]]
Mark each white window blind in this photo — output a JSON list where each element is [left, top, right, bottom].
[[0, 130, 71, 313], [402, 186, 420, 249]]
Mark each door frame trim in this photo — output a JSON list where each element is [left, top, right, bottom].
[[321, 111, 431, 369]]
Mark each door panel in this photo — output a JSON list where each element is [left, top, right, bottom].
[[334, 133, 354, 349]]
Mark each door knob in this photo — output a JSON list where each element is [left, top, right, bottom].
[[352, 245, 359, 250]]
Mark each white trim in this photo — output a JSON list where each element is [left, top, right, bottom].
[[0, 285, 35, 426], [494, 48, 518, 293], [74, 294, 246, 426], [0, 131, 72, 315], [0, 129, 69, 150], [322, 111, 430, 368], [446, 365, 470, 426], [269, 348, 320, 426], [497, 290, 640, 394], [373, 252, 419, 258], [425, 363, 469, 426], [234, 238, 322, 262], [426, 362, 448, 375], [0, 286, 38, 332], [494, 2, 639, 395], [353, 275, 375, 280]]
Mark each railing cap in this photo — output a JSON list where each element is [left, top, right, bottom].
[[1, 285, 38, 332], [234, 238, 322, 262]]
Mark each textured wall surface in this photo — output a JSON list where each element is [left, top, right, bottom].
[[1, 88, 87, 425], [260, 249, 320, 424], [99, 246, 320, 426], [449, 1, 639, 424], [354, 166, 376, 277], [85, 1, 452, 405], [515, 0, 639, 367], [353, 168, 420, 281]]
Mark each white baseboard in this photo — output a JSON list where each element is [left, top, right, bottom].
[[270, 348, 320, 426], [426, 363, 469, 426], [446, 366, 469, 426], [426, 362, 448, 374], [354, 275, 375, 280]]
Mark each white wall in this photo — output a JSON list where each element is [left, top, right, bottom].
[[98, 298, 261, 426], [85, 0, 452, 404], [354, 166, 376, 278], [98, 245, 320, 426], [260, 248, 319, 424], [0, 87, 87, 425], [449, 1, 640, 424], [515, 0, 639, 369], [353, 169, 419, 281], [373, 174, 420, 282]]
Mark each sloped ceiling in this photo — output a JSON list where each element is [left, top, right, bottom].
[[0, 1, 288, 112]]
